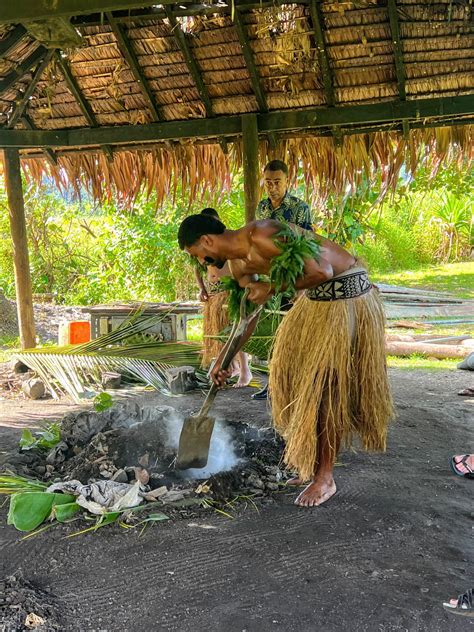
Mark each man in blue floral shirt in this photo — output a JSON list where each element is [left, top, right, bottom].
[[256, 160, 313, 231], [252, 160, 313, 400]]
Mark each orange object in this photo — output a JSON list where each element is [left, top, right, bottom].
[[58, 321, 91, 345]]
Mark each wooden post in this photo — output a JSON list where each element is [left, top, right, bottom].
[[241, 114, 260, 223], [3, 148, 36, 349]]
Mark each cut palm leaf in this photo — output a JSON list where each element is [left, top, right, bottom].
[[15, 312, 204, 402]]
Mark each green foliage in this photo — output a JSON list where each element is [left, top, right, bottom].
[[0, 163, 472, 305], [219, 276, 254, 321], [7, 492, 76, 531], [270, 224, 320, 296], [93, 392, 113, 412], [19, 423, 61, 452]]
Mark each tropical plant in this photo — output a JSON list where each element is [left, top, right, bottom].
[[19, 423, 61, 451], [430, 192, 473, 261]]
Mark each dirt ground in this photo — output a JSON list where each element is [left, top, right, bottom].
[[0, 368, 473, 632]]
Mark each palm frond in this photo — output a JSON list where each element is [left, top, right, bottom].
[[15, 312, 203, 402]]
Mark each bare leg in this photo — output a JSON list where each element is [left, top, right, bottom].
[[294, 391, 340, 507], [229, 358, 240, 379], [233, 352, 252, 388]]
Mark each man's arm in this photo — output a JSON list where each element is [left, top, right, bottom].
[[296, 200, 313, 232], [194, 268, 209, 302]]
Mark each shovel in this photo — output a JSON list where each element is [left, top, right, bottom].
[[176, 288, 263, 469]]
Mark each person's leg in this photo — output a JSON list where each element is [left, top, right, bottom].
[[233, 352, 252, 388], [294, 388, 340, 507]]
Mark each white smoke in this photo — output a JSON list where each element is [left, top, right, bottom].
[[161, 407, 241, 477]]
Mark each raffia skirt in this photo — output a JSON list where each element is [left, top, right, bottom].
[[201, 291, 229, 368], [268, 267, 394, 480]]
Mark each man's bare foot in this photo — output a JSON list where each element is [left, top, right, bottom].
[[294, 476, 336, 507], [286, 477, 306, 486], [233, 370, 252, 388]]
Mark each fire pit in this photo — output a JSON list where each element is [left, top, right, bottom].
[[3, 398, 286, 508]]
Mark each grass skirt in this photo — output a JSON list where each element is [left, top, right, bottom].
[[201, 291, 229, 368], [268, 288, 394, 480]]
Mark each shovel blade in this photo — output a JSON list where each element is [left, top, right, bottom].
[[176, 414, 215, 470]]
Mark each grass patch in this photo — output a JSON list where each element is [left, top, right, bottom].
[[372, 261, 474, 299], [0, 335, 20, 363], [387, 354, 459, 371], [186, 317, 203, 342]]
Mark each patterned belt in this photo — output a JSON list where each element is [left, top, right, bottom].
[[306, 268, 372, 301], [208, 281, 225, 295]]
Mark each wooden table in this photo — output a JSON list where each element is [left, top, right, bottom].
[[81, 302, 202, 341]]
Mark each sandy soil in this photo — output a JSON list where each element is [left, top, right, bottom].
[[0, 368, 473, 632]]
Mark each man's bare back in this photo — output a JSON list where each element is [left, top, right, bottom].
[[228, 220, 356, 303]]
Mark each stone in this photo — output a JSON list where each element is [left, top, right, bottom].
[[10, 359, 29, 374], [458, 352, 474, 370], [246, 474, 265, 490], [265, 482, 279, 491], [111, 469, 128, 484], [166, 366, 199, 395], [21, 377, 45, 400], [101, 372, 122, 389]]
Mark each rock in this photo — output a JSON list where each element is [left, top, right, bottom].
[[21, 377, 45, 400], [246, 474, 265, 490], [166, 366, 199, 395], [111, 468, 128, 483], [458, 352, 474, 370], [10, 359, 29, 374], [45, 441, 68, 465], [101, 372, 122, 389], [265, 482, 279, 491], [34, 465, 46, 475]]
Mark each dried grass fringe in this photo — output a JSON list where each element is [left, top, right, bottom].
[[201, 291, 229, 368], [269, 289, 394, 481]]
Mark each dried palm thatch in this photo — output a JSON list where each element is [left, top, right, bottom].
[[20, 122, 473, 206], [0, 2, 472, 205], [201, 291, 229, 368]]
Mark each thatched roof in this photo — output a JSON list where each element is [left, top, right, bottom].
[[0, 1, 473, 203]]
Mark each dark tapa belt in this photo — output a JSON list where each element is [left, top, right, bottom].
[[306, 268, 372, 301]]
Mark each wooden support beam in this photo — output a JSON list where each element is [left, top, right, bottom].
[[106, 12, 161, 122], [0, 46, 47, 96], [164, 8, 213, 118], [241, 113, 260, 223], [55, 52, 113, 159], [8, 50, 55, 129], [72, 1, 312, 26], [309, 0, 335, 106], [0, 25, 27, 57], [233, 10, 268, 113], [21, 114, 58, 166], [3, 148, 36, 350], [0, 1, 165, 23], [55, 52, 96, 127], [1, 0, 312, 23], [387, 0, 406, 100], [0, 95, 473, 148], [18, 116, 474, 160]]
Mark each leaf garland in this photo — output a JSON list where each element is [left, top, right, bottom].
[[269, 224, 321, 297], [218, 276, 257, 321]]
